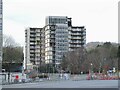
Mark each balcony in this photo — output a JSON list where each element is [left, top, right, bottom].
[[35, 50, 40, 53], [35, 54, 41, 57], [71, 33, 82, 35], [50, 40, 55, 43], [30, 46, 35, 48], [35, 46, 41, 49], [70, 45, 81, 47], [50, 31, 55, 34], [30, 58, 35, 62], [30, 38, 35, 41], [71, 37, 81, 39], [30, 54, 35, 57], [50, 36, 55, 39], [30, 42, 35, 45], [30, 50, 35, 53], [30, 36, 35, 38], [71, 41, 81, 43]]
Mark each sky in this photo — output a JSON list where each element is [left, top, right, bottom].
[[3, 0, 118, 46]]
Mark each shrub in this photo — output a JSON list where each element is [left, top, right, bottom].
[[30, 73, 49, 79]]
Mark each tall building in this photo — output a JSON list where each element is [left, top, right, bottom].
[[44, 16, 69, 67], [25, 28, 45, 70], [69, 26, 86, 51], [0, 0, 2, 63], [25, 16, 86, 70], [44, 16, 86, 67]]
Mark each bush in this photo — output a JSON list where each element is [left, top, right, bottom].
[[30, 73, 49, 79], [38, 73, 48, 78]]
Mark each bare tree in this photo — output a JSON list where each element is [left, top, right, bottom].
[[3, 35, 18, 47], [61, 47, 87, 74], [2, 35, 23, 83], [85, 42, 118, 74], [61, 42, 118, 75]]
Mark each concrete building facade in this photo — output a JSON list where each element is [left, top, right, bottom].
[[25, 16, 86, 69], [44, 16, 86, 67], [44, 16, 69, 67], [25, 28, 45, 69], [69, 26, 86, 51], [0, 0, 2, 62]]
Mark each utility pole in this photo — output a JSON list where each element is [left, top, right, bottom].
[[117, 46, 120, 79]]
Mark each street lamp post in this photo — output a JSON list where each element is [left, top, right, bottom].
[[99, 62, 101, 74], [90, 63, 93, 80], [99, 58, 106, 75], [102, 58, 106, 74]]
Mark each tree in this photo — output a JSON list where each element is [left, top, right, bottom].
[[61, 55, 68, 71], [3, 35, 23, 63], [85, 49, 100, 73], [61, 47, 87, 74], [61, 42, 118, 74], [2, 35, 24, 82], [3, 47, 24, 63], [85, 42, 118, 74]]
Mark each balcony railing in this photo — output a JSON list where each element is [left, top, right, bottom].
[[71, 37, 82, 39]]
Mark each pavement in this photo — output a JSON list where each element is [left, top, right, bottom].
[[2, 80, 119, 88]]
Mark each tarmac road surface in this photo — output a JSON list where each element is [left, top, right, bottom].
[[2, 80, 119, 88]]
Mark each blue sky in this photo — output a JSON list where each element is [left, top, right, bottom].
[[3, 0, 118, 46]]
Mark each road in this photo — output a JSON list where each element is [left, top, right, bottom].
[[2, 80, 119, 88]]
